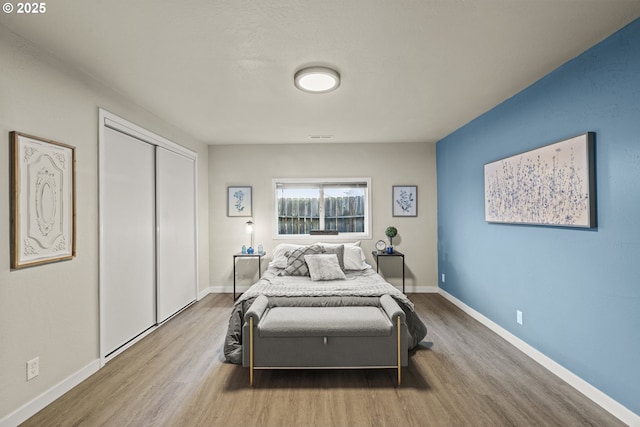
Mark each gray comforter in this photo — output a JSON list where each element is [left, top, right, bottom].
[[223, 266, 428, 364]]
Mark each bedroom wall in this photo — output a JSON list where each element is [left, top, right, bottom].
[[0, 24, 210, 421], [436, 18, 640, 416], [208, 142, 437, 293]]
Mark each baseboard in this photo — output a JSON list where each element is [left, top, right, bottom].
[[0, 359, 100, 427], [206, 286, 230, 294], [405, 285, 438, 293], [438, 288, 640, 427], [198, 286, 213, 300]]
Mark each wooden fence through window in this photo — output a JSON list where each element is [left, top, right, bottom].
[[278, 196, 365, 234]]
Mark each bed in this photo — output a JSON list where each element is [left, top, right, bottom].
[[223, 242, 428, 383]]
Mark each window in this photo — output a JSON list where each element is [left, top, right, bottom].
[[273, 178, 371, 239]]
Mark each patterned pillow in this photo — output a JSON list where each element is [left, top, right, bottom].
[[305, 254, 347, 281], [281, 244, 326, 276]]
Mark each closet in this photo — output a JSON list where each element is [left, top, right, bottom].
[[99, 110, 197, 360]]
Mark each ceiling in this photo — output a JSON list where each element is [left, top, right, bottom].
[[2, 1, 639, 145]]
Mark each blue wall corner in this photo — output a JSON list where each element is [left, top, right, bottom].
[[436, 18, 640, 414]]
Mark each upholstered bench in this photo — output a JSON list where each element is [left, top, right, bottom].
[[242, 294, 408, 386]]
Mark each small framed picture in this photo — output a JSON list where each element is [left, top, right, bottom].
[[228, 186, 252, 217], [393, 185, 417, 217]]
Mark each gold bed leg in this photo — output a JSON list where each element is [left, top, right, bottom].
[[397, 315, 402, 386], [250, 316, 254, 386]]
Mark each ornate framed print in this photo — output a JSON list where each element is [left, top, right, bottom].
[[11, 132, 76, 268], [393, 185, 418, 217], [227, 186, 252, 217]]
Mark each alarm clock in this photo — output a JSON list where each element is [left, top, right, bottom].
[[375, 240, 386, 252]]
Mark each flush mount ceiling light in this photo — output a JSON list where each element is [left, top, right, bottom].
[[294, 66, 340, 93]]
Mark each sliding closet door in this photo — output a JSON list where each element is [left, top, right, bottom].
[[102, 128, 156, 355], [156, 147, 197, 322]]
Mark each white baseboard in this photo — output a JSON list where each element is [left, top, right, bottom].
[[204, 286, 233, 295], [438, 288, 640, 427], [0, 359, 100, 427], [198, 286, 213, 300], [406, 285, 438, 293]]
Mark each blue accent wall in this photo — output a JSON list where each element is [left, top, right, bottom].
[[436, 18, 640, 415]]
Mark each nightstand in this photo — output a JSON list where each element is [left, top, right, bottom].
[[371, 250, 405, 294], [233, 253, 265, 300]]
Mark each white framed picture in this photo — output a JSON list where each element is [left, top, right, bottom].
[[227, 186, 252, 217], [11, 132, 76, 268], [393, 185, 417, 217]]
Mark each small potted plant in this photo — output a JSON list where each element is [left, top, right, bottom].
[[385, 226, 398, 253]]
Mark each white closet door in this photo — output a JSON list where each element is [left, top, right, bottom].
[[102, 128, 156, 354], [156, 147, 197, 322]]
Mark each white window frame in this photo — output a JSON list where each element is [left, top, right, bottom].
[[272, 177, 372, 240]]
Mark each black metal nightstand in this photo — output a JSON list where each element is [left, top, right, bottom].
[[371, 250, 405, 294], [233, 253, 265, 300]]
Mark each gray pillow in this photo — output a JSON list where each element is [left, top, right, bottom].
[[322, 244, 345, 271], [305, 254, 347, 281], [281, 244, 326, 276]]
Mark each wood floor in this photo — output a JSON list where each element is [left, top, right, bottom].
[[22, 293, 622, 427]]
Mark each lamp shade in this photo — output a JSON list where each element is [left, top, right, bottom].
[[245, 220, 255, 249]]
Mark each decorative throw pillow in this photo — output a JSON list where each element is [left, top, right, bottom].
[[321, 244, 345, 271], [344, 245, 368, 270], [281, 244, 326, 276], [305, 254, 347, 281]]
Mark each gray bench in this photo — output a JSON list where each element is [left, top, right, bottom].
[[242, 294, 407, 386]]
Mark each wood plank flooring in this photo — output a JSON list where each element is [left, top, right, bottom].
[[22, 293, 623, 426]]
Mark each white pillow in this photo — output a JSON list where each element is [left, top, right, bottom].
[[270, 243, 305, 269], [304, 254, 347, 281], [344, 245, 369, 270]]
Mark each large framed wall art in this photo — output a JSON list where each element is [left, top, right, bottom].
[[11, 132, 76, 268], [484, 132, 596, 228]]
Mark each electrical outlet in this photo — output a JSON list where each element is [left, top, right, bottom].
[[516, 310, 523, 325], [441, 273, 446, 283], [27, 357, 39, 381]]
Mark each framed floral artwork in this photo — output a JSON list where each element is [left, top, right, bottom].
[[484, 132, 596, 228], [227, 186, 252, 217], [393, 185, 417, 217], [11, 132, 76, 268]]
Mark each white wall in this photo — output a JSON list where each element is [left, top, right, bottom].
[[208, 142, 437, 293], [0, 24, 210, 420]]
